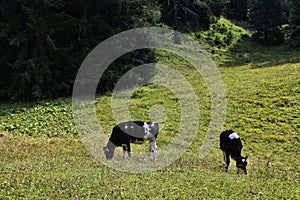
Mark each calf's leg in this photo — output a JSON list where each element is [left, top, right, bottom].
[[223, 151, 230, 172], [127, 144, 131, 158], [122, 144, 130, 159], [149, 139, 157, 162]]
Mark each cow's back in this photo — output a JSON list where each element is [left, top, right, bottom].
[[220, 130, 243, 157], [109, 121, 152, 147], [220, 130, 231, 151]]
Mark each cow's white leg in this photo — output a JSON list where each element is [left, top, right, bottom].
[[150, 145, 156, 162], [223, 151, 230, 172], [149, 140, 157, 162]]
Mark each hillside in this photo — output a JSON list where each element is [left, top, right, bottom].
[[1, 60, 299, 198], [1, 1, 300, 198], [1, 17, 300, 198], [1, 13, 300, 199]]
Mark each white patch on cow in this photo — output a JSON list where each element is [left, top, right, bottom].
[[130, 125, 134, 129], [143, 122, 153, 139], [143, 122, 150, 133], [242, 159, 245, 162], [228, 132, 239, 140], [124, 124, 128, 130]]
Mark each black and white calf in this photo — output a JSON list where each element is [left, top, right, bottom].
[[220, 130, 248, 174], [103, 121, 159, 161]]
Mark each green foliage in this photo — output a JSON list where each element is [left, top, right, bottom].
[[249, 0, 287, 31], [248, 0, 287, 45], [286, 0, 300, 25], [0, 0, 160, 100], [205, 0, 229, 17], [159, 0, 223, 31], [190, 17, 300, 66], [192, 17, 250, 66], [283, 24, 300, 48], [225, 0, 248, 20], [224, 0, 300, 46], [119, 0, 161, 27], [0, 99, 75, 137]]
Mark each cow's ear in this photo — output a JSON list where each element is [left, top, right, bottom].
[[245, 156, 248, 160]]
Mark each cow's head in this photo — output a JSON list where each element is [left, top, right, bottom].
[[236, 156, 248, 174], [143, 122, 159, 139], [103, 146, 115, 160]]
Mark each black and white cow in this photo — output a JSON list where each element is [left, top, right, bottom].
[[220, 130, 248, 174], [103, 121, 159, 161]]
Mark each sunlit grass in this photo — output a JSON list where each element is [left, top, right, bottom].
[[0, 60, 299, 199]]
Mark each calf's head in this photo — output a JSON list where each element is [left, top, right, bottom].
[[236, 156, 248, 174], [143, 122, 158, 139], [103, 147, 115, 160]]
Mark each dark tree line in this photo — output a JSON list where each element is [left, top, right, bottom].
[[0, 0, 159, 100], [227, 0, 300, 45], [0, 0, 299, 100]]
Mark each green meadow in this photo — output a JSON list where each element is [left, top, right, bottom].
[[1, 56, 299, 199], [1, 1, 300, 199]]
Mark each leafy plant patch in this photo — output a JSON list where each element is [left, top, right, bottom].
[[0, 100, 76, 137]]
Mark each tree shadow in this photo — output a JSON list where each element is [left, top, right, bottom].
[[225, 39, 300, 68]]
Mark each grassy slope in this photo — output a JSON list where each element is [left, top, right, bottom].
[[1, 61, 299, 199], [0, 18, 299, 199], [192, 17, 300, 67]]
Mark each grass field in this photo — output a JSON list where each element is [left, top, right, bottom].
[[1, 57, 299, 199]]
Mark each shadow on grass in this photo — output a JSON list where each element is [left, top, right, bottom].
[[226, 40, 300, 68]]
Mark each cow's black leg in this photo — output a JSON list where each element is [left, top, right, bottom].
[[122, 144, 128, 159], [127, 144, 131, 158], [223, 151, 230, 172]]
